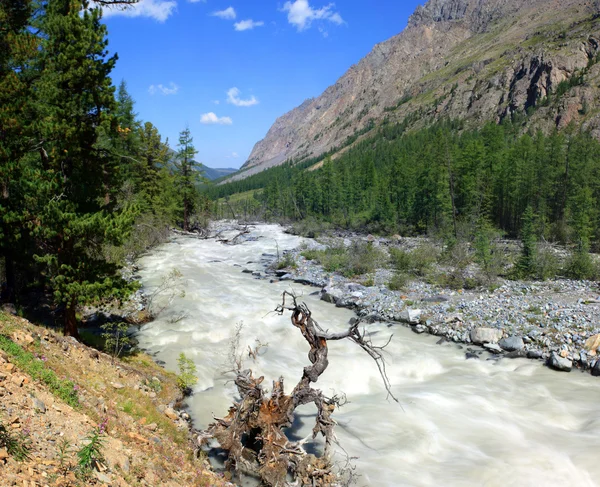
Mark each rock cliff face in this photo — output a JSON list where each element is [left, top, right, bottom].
[[235, 0, 600, 181]]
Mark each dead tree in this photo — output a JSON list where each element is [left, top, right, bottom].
[[203, 291, 397, 487]]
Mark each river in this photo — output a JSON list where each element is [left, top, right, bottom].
[[136, 224, 600, 487]]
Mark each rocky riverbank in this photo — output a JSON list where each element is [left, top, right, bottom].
[[232, 227, 600, 376]]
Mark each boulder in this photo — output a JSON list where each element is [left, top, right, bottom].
[[584, 334, 600, 353], [164, 407, 178, 421], [548, 352, 572, 372], [499, 336, 525, 352], [32, 398, 46, 413], [592, 360, 600, 377], [321, 286, 344, 305], [396, 308, 422, 324], [470, 327, 503, 345]]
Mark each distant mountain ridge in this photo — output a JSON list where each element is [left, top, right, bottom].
[[199, 164, 237, 181], [227, 0, 600, 182], [165, 148, 237, 180]]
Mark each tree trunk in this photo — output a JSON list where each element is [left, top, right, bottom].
[[64, 303, 79, 338], [183, 198, 189, 232], [2, 250, 16, 303]]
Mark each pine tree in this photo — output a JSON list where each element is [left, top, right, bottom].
[[0, 0, 38, 302], [31, 0, 137, 336], [174, 127, 200, 231]]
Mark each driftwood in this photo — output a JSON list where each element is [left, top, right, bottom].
[[172, 225, 250, 244], [217, 226, 250, 245], [203, 291, 396, 486]]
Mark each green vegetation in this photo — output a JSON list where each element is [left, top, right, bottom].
[[0, 421, 32, 461], [0, 0, 206, 336], [0, 334, 79, 407], [77, 419, 107, 475], [302, 242, 386, 278], [210, 115, 600, 282], [176, 352, 198, 395]]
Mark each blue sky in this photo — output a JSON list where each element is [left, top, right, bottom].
[[99, 0, 424, 168]]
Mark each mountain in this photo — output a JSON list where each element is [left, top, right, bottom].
[[229, 0, 600, 181], [165, 148, 237, 180], [199, 163, 237, 181]]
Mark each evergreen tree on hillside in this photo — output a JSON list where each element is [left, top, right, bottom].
[[31, 0, 137, 336], [0, 0, 39, 302], [174, 127, 201, 231]]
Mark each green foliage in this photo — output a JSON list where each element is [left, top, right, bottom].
[[209, 121, 600, 280], [101, 321, 132, 359], [288, 217, 333, 238], [0, 421, 31, 461], [387, 272, 409, 291], [514, 206, 538, 278], [389, 244, 438, 277], [0, 335, 79, 407], [564, 250, 599, 280], [77, 419, 107, 473], [0, 1, 188, 334], [275, 252, 296, 270], [176, 352, 198, 394], [473, 219, 504, 281], [303, 242, 386, 277]]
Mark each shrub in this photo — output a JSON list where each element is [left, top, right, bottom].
[[0, 421, 31, 461], [288, 218, 332, 238], [564, 250, 599, 280], [387, 272, 408, 291], [77, 419, 107, 475], [275, 252, 296, 270], [390, 244, 439, 277], [176, 353, 198, 395], [101, 321, 132, 359], [534, 244, 561, 280], [301, 243, 385, 277]]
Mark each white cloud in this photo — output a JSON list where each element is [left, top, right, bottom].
[[99, 0, 177, 22], [200, 112, 233, 125], [148, 82, 179, 95], [281, 0, 344, 31], [234, 19, 264, 31], [212, 6, 236, 19], [213, 100, 220, 105], [226, 87, 258, 107], [232, 152, 239, 158], [188, 0, 205, 3]]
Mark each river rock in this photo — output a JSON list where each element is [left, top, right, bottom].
[[397, 308, 422, 324], [548, 352, 572, 372], [584, 334, 600, 353], [321, 286, 344, 305], [592, 360, 600, 377], [527, 350, 543, 359], [471, 327, 503, 345], [484, 343, 502, 353], [499, 336, 524, 352], [164, 407, 178, 421]]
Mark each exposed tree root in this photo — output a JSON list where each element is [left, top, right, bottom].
[[203, 291, 397, 486]]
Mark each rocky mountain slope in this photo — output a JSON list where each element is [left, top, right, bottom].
[[234, 0, 600, 181], [0, 312, 232, 487]]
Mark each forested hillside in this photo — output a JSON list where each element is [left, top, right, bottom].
[[0, 0, 208, 335], [207, 116, 600, 278]]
